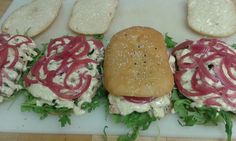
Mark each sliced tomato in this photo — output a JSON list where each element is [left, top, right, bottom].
[[123, 96, 155, 104]]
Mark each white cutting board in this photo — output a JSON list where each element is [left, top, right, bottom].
[[0, 0, 236, 139]]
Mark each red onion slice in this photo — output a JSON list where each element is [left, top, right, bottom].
[[174, 38, 236, 109], [25, 36, 104, 100]]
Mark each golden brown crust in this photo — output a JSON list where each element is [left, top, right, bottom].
[[104, 26, 174, 98]]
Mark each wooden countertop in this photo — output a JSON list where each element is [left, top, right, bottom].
[[0, 1, 230, 141]]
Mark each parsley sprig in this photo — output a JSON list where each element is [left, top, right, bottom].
[[165, 33, 177, 48], [172, 88, 233, 141]]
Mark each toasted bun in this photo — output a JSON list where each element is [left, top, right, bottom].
[[104, 26, 174, 98], [2, 0, 62, 37], [187, 0, 236, 37], [69, 0, 118, 35]]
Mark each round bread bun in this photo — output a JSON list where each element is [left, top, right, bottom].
[[187, 0, 236, 37], [104, 26, 174, 98]]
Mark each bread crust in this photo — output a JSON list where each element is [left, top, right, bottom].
[[69, 0, 118, 35], [187, 0, 236, 37], [104, 26, 174, 98], [1, 0, 62, 37]]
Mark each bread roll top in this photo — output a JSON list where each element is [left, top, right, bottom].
[[2, 0, 62, 37], [187, 0, 236, 37], [104, 26, 174, 98]]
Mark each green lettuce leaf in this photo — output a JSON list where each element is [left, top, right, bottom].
[[172, 88, 234, 141], [21, 89, 72, 127], [111, 111, 156, 141]]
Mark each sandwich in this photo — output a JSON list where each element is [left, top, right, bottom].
[[187, 0, 236, 37], [172, 38, 235, 141], [69, 0, 118, 34], [2, 0, 62, 37], [21, 35, 105, 126], [0, 33, 37, 103], [104, 26, 175, 140]]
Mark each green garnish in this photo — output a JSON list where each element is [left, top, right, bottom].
[[172, 88, 233, 141], [27, 43, 47, 67], [97, 63, 103, 75], [93, 34, 104, 40], [220, 111, 233, 141], [18, 43, 47, 86], [231, 44, 236, 49], [15, 27, 31, 36], [81, 85, 107, 112], [112, 112, 156, 141], [59, 114, 71, 127], [21, 89, 72, 127], [88, 49, 95, 56], [165, 33, 177, 48]]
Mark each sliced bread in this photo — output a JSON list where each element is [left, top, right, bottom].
[[69, 0, 118, 35], [188, 0, 236, 37], [2, 0, 62, 37]]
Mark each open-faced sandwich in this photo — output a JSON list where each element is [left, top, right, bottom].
[[21, 35, 105, 126], [104, 26, 175, 140], [172, 38, 236, 141], [0, 33, 37, 103]]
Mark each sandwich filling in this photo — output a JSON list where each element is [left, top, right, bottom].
[[173, 38, 236, 112], [24, 36, 104, 115], [108, 55, 175, 118], [0, 34, 37, 102]]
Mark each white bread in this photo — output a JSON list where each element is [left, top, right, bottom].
[[188, 0, 236, 37], [104, 26, 174, 98], [69, 0, 118, 35], [2, 0, 62, 37]]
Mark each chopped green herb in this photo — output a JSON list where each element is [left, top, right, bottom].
[[81, 85, 108, 112], [93, 34, 104, 40], [231, 44, 236, 49], [28, 43, 47, 66], [172, 88, 233, 141], [74, 99, 79, 106], [165, 33, 177, 48], [87, 64, 93, 70], [88, 49, 95, 56], [97, 63, 103, 75]]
